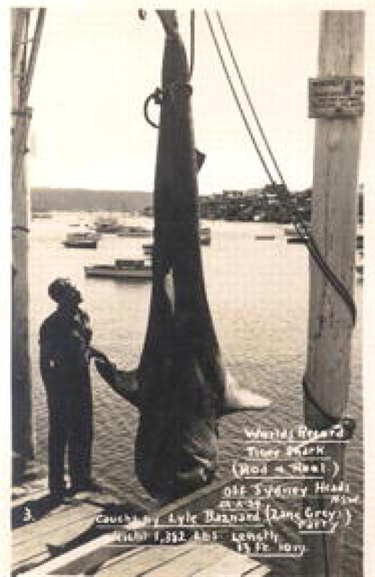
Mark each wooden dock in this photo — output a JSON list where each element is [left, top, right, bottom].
[[12, 478, 270, 576]]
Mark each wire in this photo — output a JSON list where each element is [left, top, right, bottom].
[[205, 10, 356, 324], [204, 12, 277, 187], [215, 11, 285, 187], [189, 11, 195, 79]]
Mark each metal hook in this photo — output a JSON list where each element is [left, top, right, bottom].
[[143, 88, 163, 129]]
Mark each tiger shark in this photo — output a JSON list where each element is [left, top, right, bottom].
[[95, 11, 270, 501]]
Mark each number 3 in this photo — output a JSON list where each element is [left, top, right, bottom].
[[23, 506, 34, 523]]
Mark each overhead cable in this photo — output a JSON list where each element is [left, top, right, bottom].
[[205, 10, 356, 324]]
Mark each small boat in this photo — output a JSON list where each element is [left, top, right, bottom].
[[84, 258, 152, 280], [142, 243, 153, 256], [285, 226, 363, 249], [286, 235, 307, 244], [94, 216, 122, 234], [32, 210, 52, 219], [142, 228, 211, 249], [284, 225, 309, 244], [284, 225, 297, 237], [63, 232, 98, 249], [117, 226, 153, 237], [200, 227, 211, 245], [355, 251, 364, 278], [255, 235, 275, 240]]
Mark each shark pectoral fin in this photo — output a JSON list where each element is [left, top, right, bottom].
[[221, 370, 271, 415], [95, 360, 139, 408]]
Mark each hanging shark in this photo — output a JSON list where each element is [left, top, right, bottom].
[[95, 10, 270, 501]]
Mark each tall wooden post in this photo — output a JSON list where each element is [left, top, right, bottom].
[[12, 8, 45, 483], [303, 11, 364, 577]]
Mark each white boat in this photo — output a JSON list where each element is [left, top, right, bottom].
[[63, 232, 98, 249], [85, 258, 152, 280], [117, 225, 153, 237], [94, 216, 122, 234]]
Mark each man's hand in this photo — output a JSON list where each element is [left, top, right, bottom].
[[89, 346, 109, 363], [94, 356, 117, 387]]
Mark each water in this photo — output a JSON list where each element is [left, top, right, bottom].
[[29, 213, 363, 576]]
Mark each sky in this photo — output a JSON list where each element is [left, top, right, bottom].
[[12, 0, 373, 195]]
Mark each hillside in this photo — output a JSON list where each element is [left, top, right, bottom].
[[31, 188, 153, 212]]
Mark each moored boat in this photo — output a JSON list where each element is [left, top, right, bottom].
[[284, 224, 310, 244], [255, 235, 275, 240], [355, 250, 364, 278], [142, 228, 210, 254], [284, 225, 298, 237], [94, 216, 123, 234], [200, 227, 211, 245], [286, 235, 307, 244], [142, 243, 153, 256], [32, 210, 52, 219], [63, 232, 98, 249], [117, 225, 152, 237], [84, 258, 152, 280]]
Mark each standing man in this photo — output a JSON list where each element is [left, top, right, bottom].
[[39, 278, 103, 498]]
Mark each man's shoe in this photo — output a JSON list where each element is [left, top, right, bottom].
[[71, 479, 105, 494], [48, 488, 66, 503]]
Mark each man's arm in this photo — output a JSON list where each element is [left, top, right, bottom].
[[39, 320, 57, 384]]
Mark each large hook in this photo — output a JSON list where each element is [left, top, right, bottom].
[[143, 88, 164, 129]]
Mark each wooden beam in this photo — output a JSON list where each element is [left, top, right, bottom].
[[22, 9, 46, 105], [11, 8, 45, 481], [303, 11, 364, 577]]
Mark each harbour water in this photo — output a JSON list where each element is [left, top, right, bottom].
[[29, 213, 363, 576]]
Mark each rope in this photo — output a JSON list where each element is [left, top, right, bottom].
[[302, 376, 356, 439], [205, 10, 356, 325], [12, 225, 30, 234], [204, 12, 276, 187], [206, 11, 357, 437], [143, 88, 164, 129], [189, 11, 195, 79], [215, 11, 284, 186], [144, 83, 192, 130]]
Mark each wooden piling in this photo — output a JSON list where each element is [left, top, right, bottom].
[[303, 11, 364, 577], [11, 8, 46, 481]]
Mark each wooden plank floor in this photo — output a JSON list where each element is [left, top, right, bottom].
[[12, 478, 271, 577], [12, 490, 109, 574], [94, 542, 268, 577]]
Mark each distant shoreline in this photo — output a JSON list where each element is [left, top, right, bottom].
[[31, 187, 153, 213]]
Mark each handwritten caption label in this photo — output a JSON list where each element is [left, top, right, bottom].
[[95, 426, 360, 559]]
